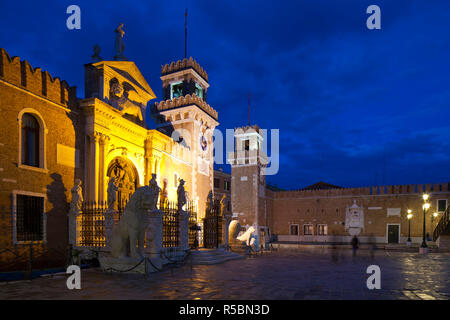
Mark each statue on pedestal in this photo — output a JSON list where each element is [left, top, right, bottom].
[[177, 179, 187, 212], [114, 23, 126, 61], [219, 194, 227, 216], [111, 174, 160, 258], [69, 179, 83, 214], [107, 177, 119, 211]]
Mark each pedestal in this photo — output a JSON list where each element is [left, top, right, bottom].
[[406, 240, 412, 247], [144, 209, 163, 270], [419, 247, 428, 254], [104, 209, 117, 250], [68, 210, 80, 246]]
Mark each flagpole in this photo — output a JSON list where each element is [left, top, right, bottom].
[[185, 9, 188, 59]]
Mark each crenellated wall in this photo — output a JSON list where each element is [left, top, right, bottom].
[[272, 182, 450, 199], [0, 48, 77, 108]]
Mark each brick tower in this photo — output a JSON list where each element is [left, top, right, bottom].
[[228, 125, 269, 244], [152, 58, 219, 218]]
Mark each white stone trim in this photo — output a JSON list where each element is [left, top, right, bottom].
[[11, 190, 47, 245]]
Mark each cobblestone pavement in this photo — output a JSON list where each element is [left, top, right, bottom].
[[0, 248, 449, 300]]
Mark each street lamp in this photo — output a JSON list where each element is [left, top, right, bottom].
[[407, 209, 413, 245], [420, 194, 430, 254]]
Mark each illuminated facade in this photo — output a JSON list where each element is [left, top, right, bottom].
[[0, 46, 218, 265]]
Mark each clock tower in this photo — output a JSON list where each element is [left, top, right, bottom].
[[152, 57, 219, 218]]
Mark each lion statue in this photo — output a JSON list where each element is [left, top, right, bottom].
[[111, 175, 160, 258]]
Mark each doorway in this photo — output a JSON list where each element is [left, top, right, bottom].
[[387, 224, 400, 243]]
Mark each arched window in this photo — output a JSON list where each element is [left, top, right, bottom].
[[21, 113, 40, 167]]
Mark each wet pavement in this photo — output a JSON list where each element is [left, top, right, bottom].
[[0, 248, 449, 300]]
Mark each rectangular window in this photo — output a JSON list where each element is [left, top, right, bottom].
[[214, 178, 220, 189], [243, 139, 250, 151], [317, 224, 328, 236], [16, 194, 44, 242], [170, 81, 183, 99], [303, 224, 313, 235], [437, 199, 448, 212], [224, 180, 230, 191], [290, 224, 299, 236]]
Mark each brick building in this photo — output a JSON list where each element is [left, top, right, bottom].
[[228, 125, 450, 248]]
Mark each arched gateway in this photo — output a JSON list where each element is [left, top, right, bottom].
[[107, 157, 139, 212]]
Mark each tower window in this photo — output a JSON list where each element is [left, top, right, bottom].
[[214, 178, 220, 189], [194, 82, 203, 99], [224, 180, 230, 191], [21, 113, 40, 167], [242, 139, 250, 151], [170, 81, 183, 99]]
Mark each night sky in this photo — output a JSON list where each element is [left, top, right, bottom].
[[1, 1, 449, 190]]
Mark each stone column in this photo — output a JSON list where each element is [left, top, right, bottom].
[[145, 209, 163, 271], [98, 134, 110, 203], [88, 133, 100, 202], [179, 210, 190, 250], [223, 213, 232, 250]]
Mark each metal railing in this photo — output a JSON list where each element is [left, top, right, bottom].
[[433, 205, 450, 241]]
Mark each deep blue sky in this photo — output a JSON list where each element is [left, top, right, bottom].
[[1, 1, 449, 190]]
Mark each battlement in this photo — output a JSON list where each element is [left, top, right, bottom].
[[161, 57, 209, 82], [154, 94, 218, 120], [272, 182, 450, 198], [0, 48, 77, 108]]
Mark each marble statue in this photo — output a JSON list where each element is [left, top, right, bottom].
[[237, 225, 256, 247], [177, 179, 187, 212], [69, 179, 83, 214], [107, 177, 119, 211], [345, 200, 364, 236], [114, 23, 126, 61], [219, 194, 227, 216], [111, 175, 160, 258]]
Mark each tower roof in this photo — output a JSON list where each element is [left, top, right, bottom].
[[161, 57, 208, 82]]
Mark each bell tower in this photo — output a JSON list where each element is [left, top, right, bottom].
[[228, 125, 269, 243], [152, 57, 219, 218]]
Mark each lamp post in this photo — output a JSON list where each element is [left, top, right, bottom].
[[406, 210, 413, 246], [420, 194, 430, 254]]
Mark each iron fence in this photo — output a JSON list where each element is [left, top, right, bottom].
[[203, 198, 223, 248], [78, 201, 107, 247]]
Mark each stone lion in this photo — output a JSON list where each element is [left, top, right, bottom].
[[111, 184, 156, 258]]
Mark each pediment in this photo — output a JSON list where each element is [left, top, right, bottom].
[[92, 60, 156, 104]]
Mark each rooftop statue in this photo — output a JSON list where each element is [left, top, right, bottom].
[[114, 23, 126, 61]]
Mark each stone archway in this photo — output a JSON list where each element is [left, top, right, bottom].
[[107, 157, 139, 212]]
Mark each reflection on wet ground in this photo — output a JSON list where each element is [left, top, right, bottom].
[[1, 248, 449, 300]]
